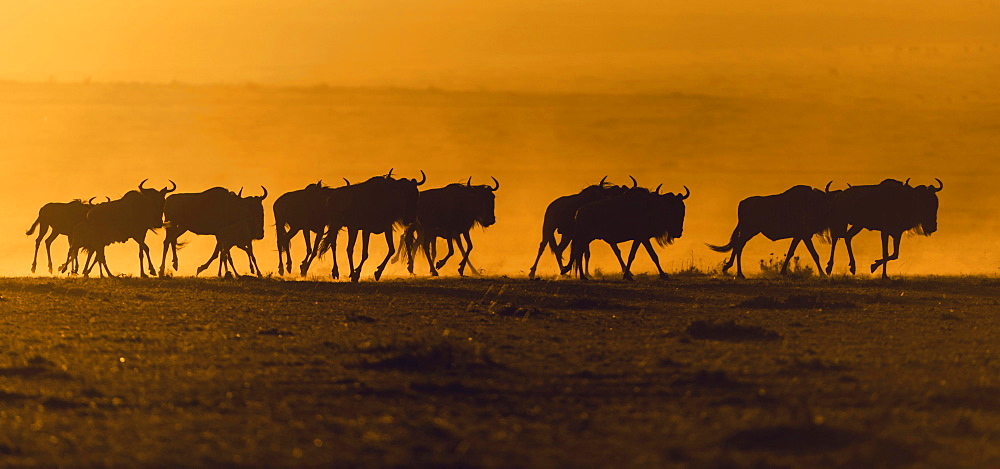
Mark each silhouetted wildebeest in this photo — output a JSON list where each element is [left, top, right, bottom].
[[27, 197, 102, 274], [60, 179, 176, 277], [194, 217, 262, 277], [528, 176, 632, 279], [273, 179, 349, 277], [708, 184, 833, 279], [568, 184, 689, 280], [395, 177, 498, 276], [825, 178, 942, 279], [319, 170, 425, 282], [158, 186, 267, 277]]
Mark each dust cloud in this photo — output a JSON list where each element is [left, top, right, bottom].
[[2, 1, 999, 277]]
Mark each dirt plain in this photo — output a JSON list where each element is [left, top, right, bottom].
[[0, 275, 995, 467]]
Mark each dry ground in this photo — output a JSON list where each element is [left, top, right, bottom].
[[0, 275, 996, 467]]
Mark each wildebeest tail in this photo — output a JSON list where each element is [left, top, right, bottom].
[[26, 217, 40, 236], [706, 228, 739, 253]]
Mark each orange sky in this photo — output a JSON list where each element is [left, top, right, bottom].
[[0, 1, 997, 88]]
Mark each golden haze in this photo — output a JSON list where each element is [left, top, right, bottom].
[[2, 1, 999, 276]]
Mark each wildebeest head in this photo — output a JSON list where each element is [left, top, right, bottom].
[[652, 185, 690, 244], [908, 178, 942, 235], [386, 170, 425, 225], [465, 177, 499, 228], [136, 179, 177, 227], [238, 186, 268, 240]]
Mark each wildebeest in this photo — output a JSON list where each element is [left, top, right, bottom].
[[27, 197, 102, 274], [527, 176, 632, 279], [158, 186, 267, 277], [273, 179, 349, 277], [568, 184, 689, 280], [707, 184, 833, 279], [319, 170, 425, 282], [395, 177, 498, 276], [60, 179, 176, 277], [825, 178, 942, 278]]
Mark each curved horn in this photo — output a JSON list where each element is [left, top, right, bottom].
[[654, 183, 662, 194], [343, 178, 351, 186], [680, 185, 690, 200], [629, 175, 637, 188], [139, 178, 149, 190], [599, 175, 607, 186], [386, 168, 393, 178], [260, 185, 268, 200], [416, 170, 426, 186], [825, 181, 832, 193], [166, 179, 177, 193], [933, 177, 943, 192], [847, 183, 853, 188], [88, 197, 96, 204], [904, 178, 911, 187], [237, 187, 243, 197], [467, 177, 473, 186], [491, 176, 500, 191]]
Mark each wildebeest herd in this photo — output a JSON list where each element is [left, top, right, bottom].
[[26, 173, 943, 281]]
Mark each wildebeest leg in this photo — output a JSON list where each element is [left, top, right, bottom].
[[436, 237, 455, 270], [641, 239, 669, 279], [158, 226, 182, 277], [97, 249, 113, 278], [825, 236, 840, 275], [556, 236, 573, 276], [328, 230, 341, 280], [276, 225, 290, 276], [422, 233, 438, 276], [351, 231, 372, 282], [345, 229, 359, 281], [624, 241, 642, 279], [196, 243, 222, 276], [843, 225, 863, 275], [459, 232, 479, 276], [30, 224, 51, 273], [605, 242, 632, 281], [733, 238, 749, 279], [243, 245, 262, 277], [132, 234, 156, 277], [373, 231, 395, 281], [801, 238, 825, 276], [871, 231, 902, 279], [42, 229, 58, 274], [224, 247, 240, 277], [82, 250, 96, 278], [779, 238, 802, 275]]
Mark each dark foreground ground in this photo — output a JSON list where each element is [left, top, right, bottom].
[[0, 275, 996, 467]]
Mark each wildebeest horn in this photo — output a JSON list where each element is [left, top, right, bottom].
[[467, 177, 473, 186], [825, 181, 832, 193], [680, 186, 690, 200], [166, 180, 177, 193], [139, 178, 149, 190], [416, 170, 426, 186], [88, 197, 96, 204], [343, 178, 351, 186], [599, 175, 607, 186], [629, 175, 637, 188], [904, 178, 911, 186], [847, 183, 853, 188], [654, 184, 662, 194], [237, 187, 243, 197], [491, 176, 500, 191], [933, 178, 943, 192], [259, 186, 268, 200], [386, 168, 393, 178]]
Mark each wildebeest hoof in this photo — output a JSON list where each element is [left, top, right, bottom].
[[374, 270, 383, 281], [622, 273, 634, 281], [435, 260, 447, 269], [870, 263, 879, 273], [430, 270, 439, 277], [659, 273, 670, 280]]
